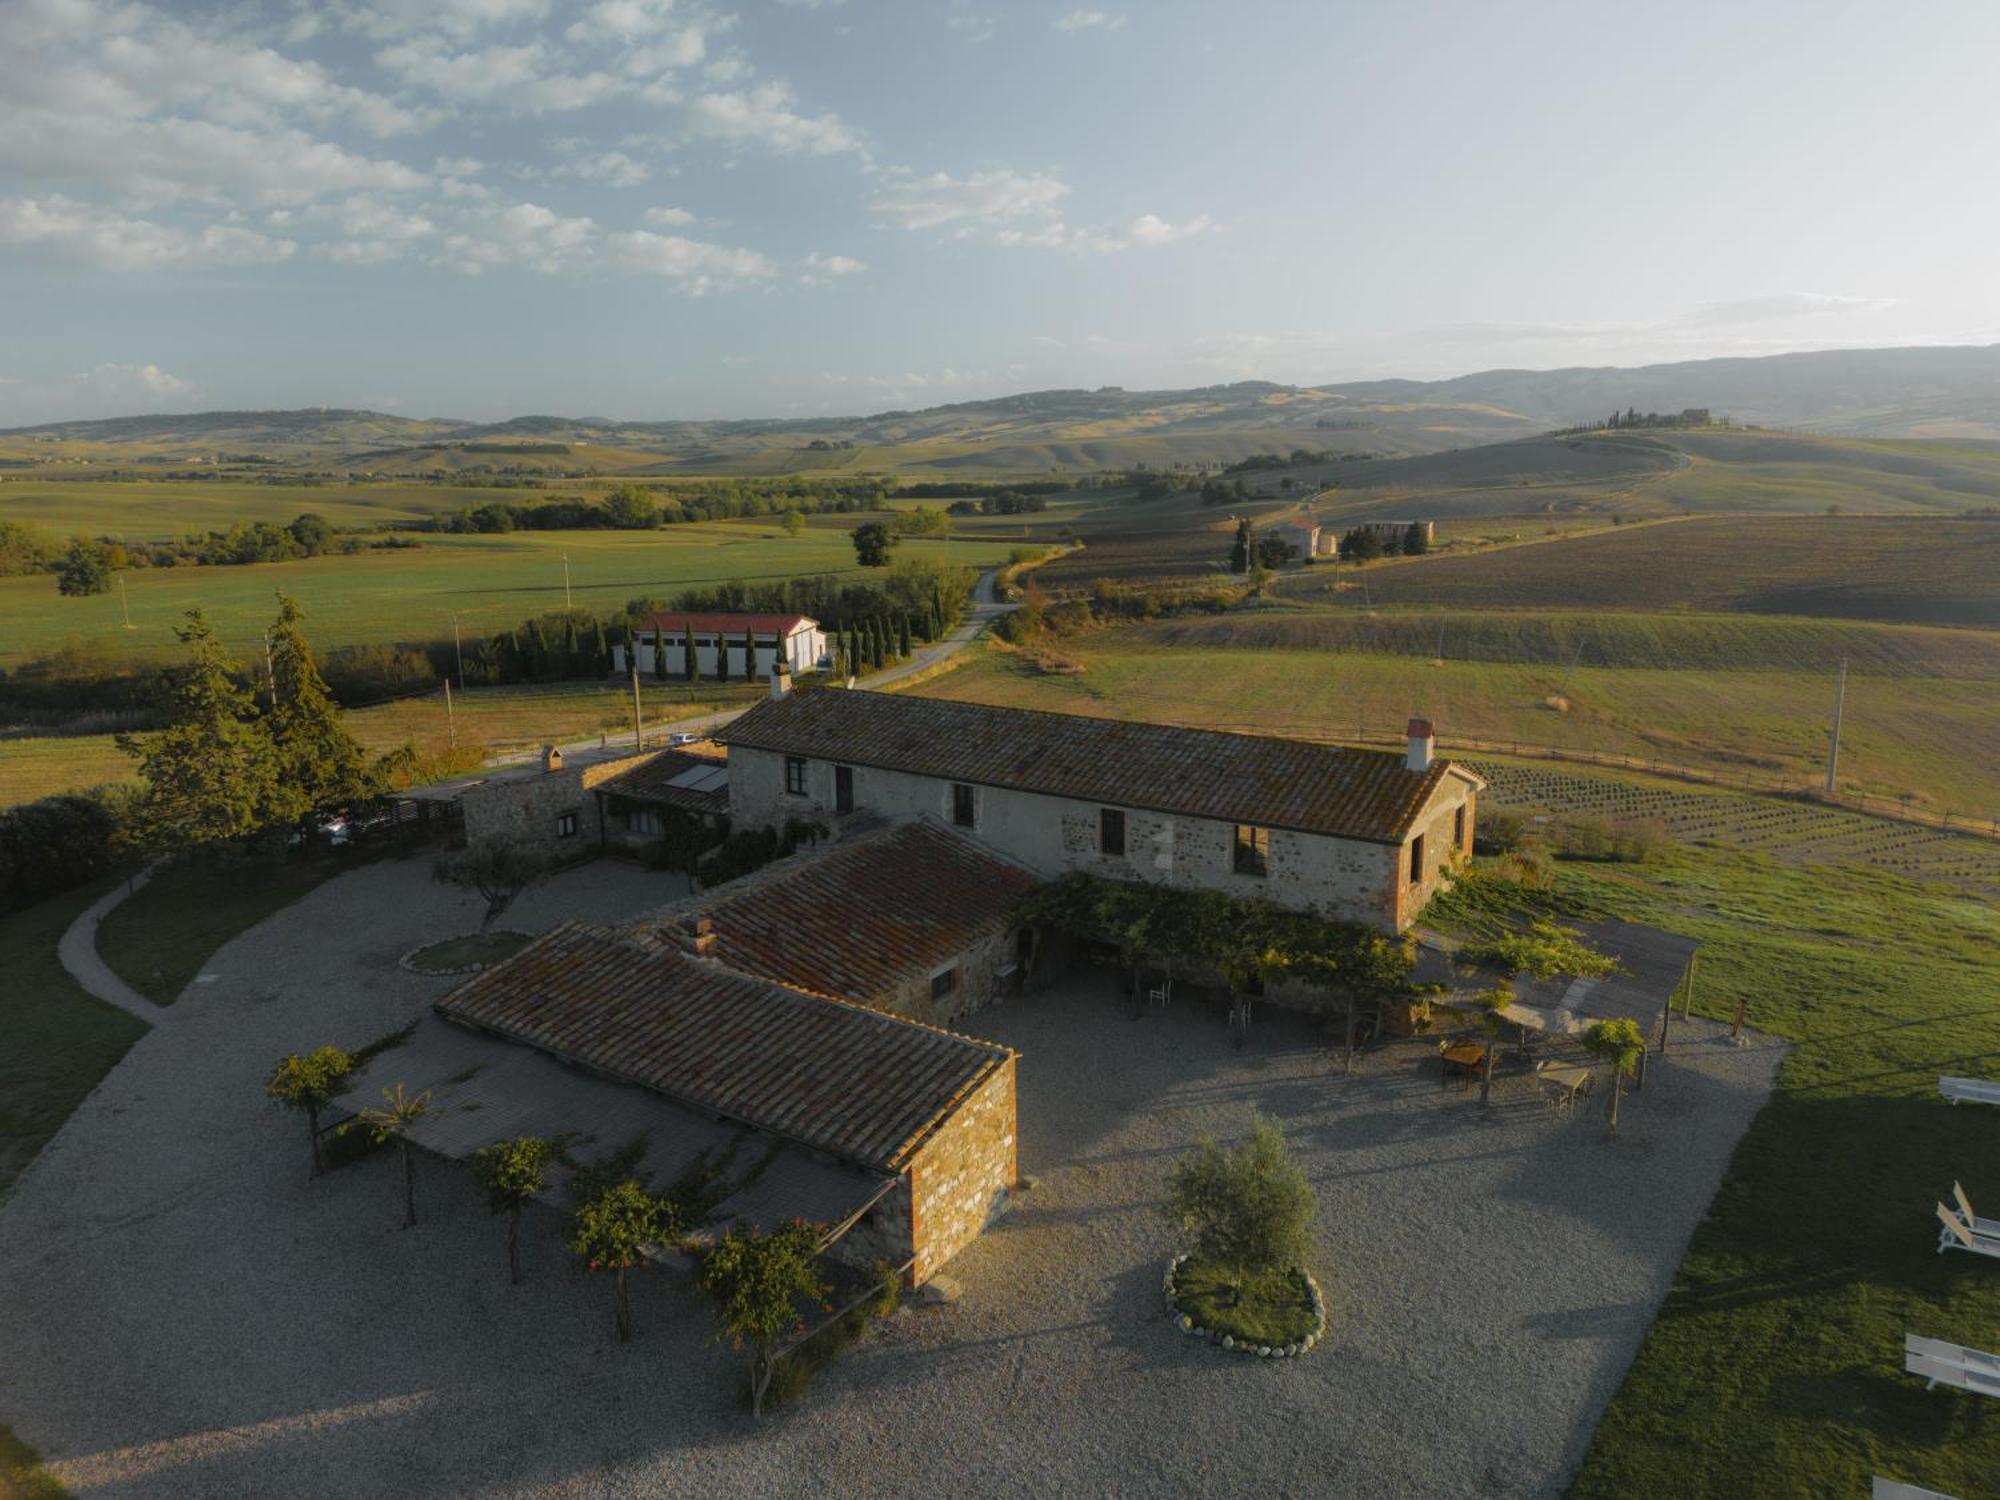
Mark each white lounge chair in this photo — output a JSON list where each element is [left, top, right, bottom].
[[1939, 1075, 2000, 1107], [1905, 1333, 2000, 1397], [1874, 1476, 1960, 1500], [1936, 1182, 2000, 1259]]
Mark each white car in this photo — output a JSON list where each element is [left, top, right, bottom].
[[667, 732, 700, 747]]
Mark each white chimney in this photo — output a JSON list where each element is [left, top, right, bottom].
[[1405, 718, 1434, 773], [769, 661, 791, 700]]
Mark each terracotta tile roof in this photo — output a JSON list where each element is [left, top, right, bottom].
[[636, 820, 1037, 1005], [596, 747, 730, 813], [435, 921, 1011, 1172], [640, 612, 816, 636], [719, 689, 1458, 845]]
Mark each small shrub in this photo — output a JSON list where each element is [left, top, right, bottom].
[[1164, 1111, 1316, 1276]]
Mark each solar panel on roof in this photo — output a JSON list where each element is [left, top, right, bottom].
[[665, 764, 728, 792]]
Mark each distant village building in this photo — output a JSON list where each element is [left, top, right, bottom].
[[718, 692, 1481, 931], [611, 612, 825, 680], [1268, 520, 1323, 558]]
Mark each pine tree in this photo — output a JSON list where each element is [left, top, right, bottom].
[[265, 592, 375, 832], [117, 609, 281, 854]]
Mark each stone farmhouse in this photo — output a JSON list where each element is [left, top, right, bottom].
[[633, 818, 1039, 1026], [611, 611, 826, 680], [718, 690, 1481, 932], [341, 919, 1019, 1284]]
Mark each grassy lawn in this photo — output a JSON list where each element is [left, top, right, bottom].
[[95, 854, 359, 1006], [1, 1422, 67, 1500], [404, 931, 531, 972], [1170, 1258, 1319, 1347], [0, 521, 1019, 669], [1466, 850, 2000, 1498], [1, 883, 149, 1500], [0, 881, 150, 1196], [920, 635, 2000, 818]]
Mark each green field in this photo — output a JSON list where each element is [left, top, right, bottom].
[[0, 478, 466, 538], [0, 520, 1018, 670], [1286, 515, 2000, 627], [918, 632, 2000, 818], [0, 678, 762, 807]]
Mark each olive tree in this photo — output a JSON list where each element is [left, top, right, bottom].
[[361, 1083, 432, 1229], [433, 838, 548, 931], [1164, 1111, 1316, 1301], [265, 1044, 355, 1178], [698, 1220, 827, 1418], [471, 1135, 553, 1285]]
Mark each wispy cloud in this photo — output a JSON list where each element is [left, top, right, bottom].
[[1054, 10, 1126, 32], [870, 168, 1071, 230], [0, 196, 296, 270], [800, 250, 866, 283]]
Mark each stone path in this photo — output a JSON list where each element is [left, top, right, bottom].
[[56, 863, 168, 1024]]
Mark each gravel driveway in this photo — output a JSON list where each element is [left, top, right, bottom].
[[0, 859, 1780, 1498]]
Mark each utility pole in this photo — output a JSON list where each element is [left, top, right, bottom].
[[444, 677, 456, 753], [1556, 636, 1586, 699], [452, 613, 464, 690], [562, 552, 572, 609], [629, 657, 643, 752], [1825, 657, 1848, 794], [117, 573, 134, 629]]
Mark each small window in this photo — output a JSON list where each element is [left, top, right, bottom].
[[930, 967, 958, 1000], [1233, 824, 1268, 877], [784, 755, 808, 796], [1454, 805, 1466, 849], [952, 782, 976, 828], [629, 808, 663, 836], [556, 811, 579, 838], [1099, 807, 1126, 857], [1410, 834, 1426, 885]]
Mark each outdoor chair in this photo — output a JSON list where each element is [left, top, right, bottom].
[[1936, 1182, 2000, 1260], [1939, 1075, 2000, 1108], [1148, 979, 1172, 1010], [1905, 1332, 2000, 1397]]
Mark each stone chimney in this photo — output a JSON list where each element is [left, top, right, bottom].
[[1405, 718, 1435, 774], [677, 914, 718, 958], [541, 745, 564, 774], [770, 660, 791, 700]]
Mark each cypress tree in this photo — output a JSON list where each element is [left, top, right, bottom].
[[687, 628, 701, 685], [744, 629, 757, 682], [869, 620, 885, 670], [898, 615, 913, 658], [653, 626, 668, 681]]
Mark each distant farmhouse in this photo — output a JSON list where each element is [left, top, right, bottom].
[[1268, 519, 1324, 557], [611, 611, 825, 680], [719, 690, 1481, 932]]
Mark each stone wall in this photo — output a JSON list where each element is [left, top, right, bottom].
[[728, 744, 1447, 929], [828, 1175, 913, 1279], [907, 1056, 1017, 1283], [879, 926, 1018, 1027], [459, 752, 656, 857], [1392, 773, 1477, 929]]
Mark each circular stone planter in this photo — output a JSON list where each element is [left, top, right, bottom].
[[1163, 1252, 1328, 1359], [399, 931, 534, 977]]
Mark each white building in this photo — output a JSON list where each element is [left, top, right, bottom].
[[716, 690, 1482, 932], [611, 612, 825, 680]]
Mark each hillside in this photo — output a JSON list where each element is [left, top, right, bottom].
[[1289, 515, 2000, 627]]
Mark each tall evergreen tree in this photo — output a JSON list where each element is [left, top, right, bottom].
[[266, 593, 375, 831], [743, 628, 756, 682], [898, 615, 913, 658], [1229, 518, 1252, 574], [686, 627, 700, 685], [869, 619, 885, 670], [117, 609, 280, 854]]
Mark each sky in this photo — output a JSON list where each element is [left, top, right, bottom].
[[3, 0, 2000, 424]]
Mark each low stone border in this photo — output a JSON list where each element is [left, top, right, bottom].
[[398, 932, 533, 977], [1163, 1252, 1328, 1359]]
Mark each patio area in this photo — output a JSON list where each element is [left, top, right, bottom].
[[0, 861, 1782, 1497]]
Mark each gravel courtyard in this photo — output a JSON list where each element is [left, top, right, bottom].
[[0, 857, 1782, 1498]]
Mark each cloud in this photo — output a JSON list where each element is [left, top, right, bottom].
[[1125, 212, 1212, 245], [991, 210, 1213, 254], [685, 82, 863, 156], [1054, 9, 1125, 32], [870, 168, 1070, 230], [433, 200, 598, 274], [642, 205, 697, 226], [1678, 292, 1895, 328], [339, 0, 555, 41], [946, 4, 997, 43], [800, 250, 865, 282], [0, 360, 203, 423], [0, 196, 297, 270], [604, 229, 776, 291]]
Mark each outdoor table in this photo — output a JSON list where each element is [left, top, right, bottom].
[[1441, 1042, 1487, 1086]]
